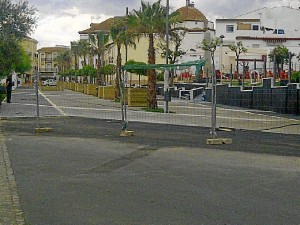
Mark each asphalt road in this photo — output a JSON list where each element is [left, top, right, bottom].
[[0, 116, 299, 225]]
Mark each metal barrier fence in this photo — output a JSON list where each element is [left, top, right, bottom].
[[0, 79, 299, 136]]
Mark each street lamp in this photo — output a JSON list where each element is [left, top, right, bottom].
[[219, 35, 225, 83]]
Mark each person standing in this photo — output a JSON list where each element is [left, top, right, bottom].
[[6, 74, 13, 103]]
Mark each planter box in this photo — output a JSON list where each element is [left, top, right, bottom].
[[70, 82, 76, 91], [128, 88, 147, 107], [86, 84, 97, 96], [103, 86, 115, 100], [75, 83, 84, 93], [63, 82, 70, 89]]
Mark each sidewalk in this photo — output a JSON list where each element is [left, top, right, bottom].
[[0, 133, 25, 225]]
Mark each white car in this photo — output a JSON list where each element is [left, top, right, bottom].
[[42, 79, 57, 86]]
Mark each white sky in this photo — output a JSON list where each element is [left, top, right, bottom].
[[24, 0, 300, 48]]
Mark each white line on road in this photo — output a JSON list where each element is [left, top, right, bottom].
[[39, 91, 68, 116]]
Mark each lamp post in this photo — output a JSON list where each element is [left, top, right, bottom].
[[219, 35, 225, 84]]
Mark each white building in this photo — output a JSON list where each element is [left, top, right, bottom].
[[175, 0, 215, 64], [216, 6, 300, 73]]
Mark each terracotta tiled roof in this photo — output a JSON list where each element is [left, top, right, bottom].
[[79, 17, 123, 34], [37, 47, 69, 53], [176, 6, 207, 22]]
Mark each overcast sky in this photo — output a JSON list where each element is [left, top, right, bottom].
[[23, 0, 300, 48]]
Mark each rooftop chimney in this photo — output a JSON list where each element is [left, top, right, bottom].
[[186, 0, 194, 7]]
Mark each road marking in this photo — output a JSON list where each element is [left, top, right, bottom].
[[57, 105, 292, 122], [60, 106, 119, 111], [39, 91, 68, 116], [160, 103, 300, 122]]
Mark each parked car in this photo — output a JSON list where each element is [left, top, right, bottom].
[[42, 79, 57, 86]]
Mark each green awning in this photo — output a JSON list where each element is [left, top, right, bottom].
[[122, 59, 206, 75]]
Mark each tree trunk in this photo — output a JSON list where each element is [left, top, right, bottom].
[[97, 48, 102, 85], [115, 45, 122, 100], [147, 33, 157, 109]]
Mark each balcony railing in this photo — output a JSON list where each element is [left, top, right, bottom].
[[39, 68, 57, 72]]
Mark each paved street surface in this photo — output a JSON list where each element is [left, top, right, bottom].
[[0, 87, 299, 225]]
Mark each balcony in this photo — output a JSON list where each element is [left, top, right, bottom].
[[41, 57, 53, 62], [39, 68, 57, 72]]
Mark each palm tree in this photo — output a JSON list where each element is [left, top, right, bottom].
[[71, 41, 80, 70], [55, 50, 72, 74], [89, 31, 110, 85], [128, 0, 167, 109], [78, 40, 90, 68], [110, 17, 136, 100]]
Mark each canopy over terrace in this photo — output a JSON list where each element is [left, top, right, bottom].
[[119, 59, 206, 133], [122, 59, 206, 76]]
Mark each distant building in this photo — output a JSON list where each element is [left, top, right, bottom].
[[216, 6, 300, 73], [37, 46, 69, 78], [78, 16, 167, 68], [20, 36, 38, 83], [77, 0, 214, 76], [174, 0, 215, 64]]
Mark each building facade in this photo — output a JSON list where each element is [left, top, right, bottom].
[[37, 46, 69, 78], [76, 0, 215, 79], [216, 6, 300, 73], [175, 1, 215, 64], [21, 36, 38, 83]]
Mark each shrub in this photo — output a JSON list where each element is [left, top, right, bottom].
[[291, 71, 300, 83]]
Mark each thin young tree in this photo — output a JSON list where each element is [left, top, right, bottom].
[[201, 37, 221, 139], [228, 41, 247, 85]]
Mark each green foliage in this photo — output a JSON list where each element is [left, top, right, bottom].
[[201, 37, 222, 65], [269, 45, 289, 64], [77, 40, 91, 67], [82, 65, 95, 75], [228, 41, 247, 75], [0, 0, 37, 78], [128, 0, 171, 109], [156, 72, 164, 81], [0, 94, 6, 102], [228, 41, 248, 57], [15, 48, 32, 74], [125, 60, 147, 75], [0, 39, 28, 77], [142, 107, 164, 113], [55, 50, 72, 73], [158, 31, 187, 64], [0, 0, 37, 40], [102, 64, 116, 75], [201, 37, 221, 54], [291, 71, 300, 83]]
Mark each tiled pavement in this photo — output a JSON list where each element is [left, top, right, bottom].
[[0, 133, 25, 225]]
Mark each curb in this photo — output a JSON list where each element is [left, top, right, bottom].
[[0, 133, 25, 225]]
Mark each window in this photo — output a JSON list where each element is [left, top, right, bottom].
[[252, 44, 260, 48], [273, 29, 285, 34], [226, 25, 234, 33], [252, 25, 259, 30]]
